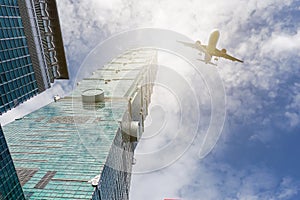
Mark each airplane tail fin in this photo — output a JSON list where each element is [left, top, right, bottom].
[[204, 53, 212, 63]]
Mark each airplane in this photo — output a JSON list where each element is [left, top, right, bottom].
[[178, 30, 243, 65]]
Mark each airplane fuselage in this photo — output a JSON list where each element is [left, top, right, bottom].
[[207, 30, 220, 54]]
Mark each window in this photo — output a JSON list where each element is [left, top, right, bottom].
[[10, 71, 14, 79], [4, 18, 10, 27], [17, 48, 22, 57], [1, 6, 8, 16], [12, 49, 18, 58], [6, 7, 12, 16], [0, 50, 4, 60], [19, 28, 24, 36], [6, 92, 12, 101], [16, 38, 21, 47], [11, 8, 17, 16], [2, 62, 8, 71], [19, 58, 24, 66], [1, 73, 7, 82], [13, 69, 17, 78], [0, 86, 4, 94], [3, 29, 8, 37], [17, 18, 22, 26], [25, 47, 29, 55], [5, 40, 11, 48], [8, 50, 14, 60], [0, 29, 3, 39], [4, 51, 9, 60], [15, 8, 20, 16], [2, 93, 8, 103], [12, 28, 17, 37], [11, 90, 16, 99]]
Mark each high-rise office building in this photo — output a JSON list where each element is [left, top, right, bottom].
[[0, 124, 25, 200], [0, 0, 68, 114], [3, 49, 157, 199]]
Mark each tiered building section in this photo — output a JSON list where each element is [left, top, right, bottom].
[[3, 49, 157, 199]]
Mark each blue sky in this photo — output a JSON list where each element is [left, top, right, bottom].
[[1, 0, 300, 199]]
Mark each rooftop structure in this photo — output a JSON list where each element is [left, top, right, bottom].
[[3, 49, 157, 199]]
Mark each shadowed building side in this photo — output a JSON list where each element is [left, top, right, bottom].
[[92, 50, 157, 200], [0, 125, 25, 200]]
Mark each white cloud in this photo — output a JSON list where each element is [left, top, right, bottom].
[[261, 30, 300, 56], [277, 177, 300, 199], [285, 112, 299, 127], [178, 163, 300, 200], [285, 83, 300, 128]]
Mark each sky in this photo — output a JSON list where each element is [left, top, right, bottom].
[[2, 0, 300, 199]]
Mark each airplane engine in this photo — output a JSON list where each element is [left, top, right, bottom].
[[221, 48, 227, 54], [196, 40, 201, 46]]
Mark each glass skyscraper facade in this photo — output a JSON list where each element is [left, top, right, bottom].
[[0, 124, 25, 200], [3, 49, 157, 199], [0, 0, 68, 114], [0, 0, 39, 114]]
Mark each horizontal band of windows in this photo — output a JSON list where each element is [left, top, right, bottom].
[[0, 1, 19, 7], [0, 27, 25, 30], [0, 6, 21, 17], [0, 72, 36, 85], [0, 63, 34, 74], [0, 29, 25, 38], [0, 5, 19, 8], [0, 46, 29, 53], [0, 54, 31, 64], [0, 78, 38, 90], [0, 93, 38, 112], [1, 88, 39, 101], [0, 49, 30, 61], [0, 86, 38, 101], [0, 15, 21, 19], [0, 36, 26, 41], [0, 17, 23, 28], [0, 90, 38, 102], [0, 86, 38, 99], [0, 38, 27, 48]]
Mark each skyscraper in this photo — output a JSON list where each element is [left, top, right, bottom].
[[3, 49, 157, 199], [0, 124, 25, 200], [0, 0, 68, 114]]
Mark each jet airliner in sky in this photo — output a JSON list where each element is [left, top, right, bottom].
[[178, 30, 243, 65]]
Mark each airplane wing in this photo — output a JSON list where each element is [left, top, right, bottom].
[[214, 48, 243, 63], [177, 41, 207, 53]]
